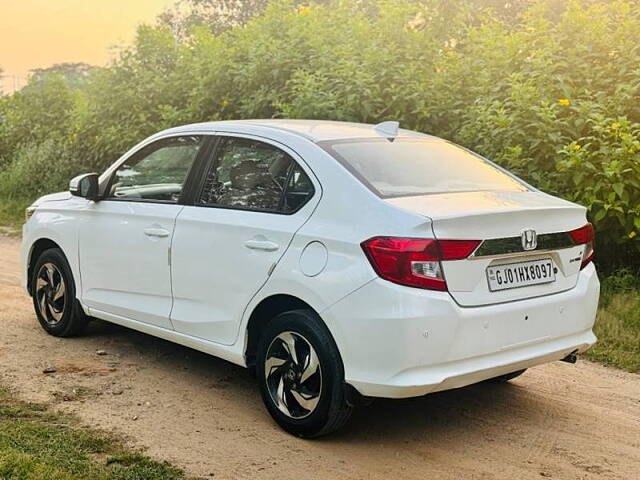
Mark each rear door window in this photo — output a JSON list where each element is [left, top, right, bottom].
[[198, 137, 314, 213]]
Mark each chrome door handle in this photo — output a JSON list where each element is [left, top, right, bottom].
[[244, 240, 279, 252], [144, 228, 170, 238]]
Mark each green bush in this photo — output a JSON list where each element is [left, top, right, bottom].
[[0, 74, 78, 168], [0, 0, 639, 269], [0, 140, 80, 201]]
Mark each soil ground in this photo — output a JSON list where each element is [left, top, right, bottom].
[[1, 235, 639, 479]]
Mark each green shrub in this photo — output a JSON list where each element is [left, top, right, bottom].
[[0, 74, 78, 168], [600, 268, 640, 300], [0, 0, 638, 269], [0, 140, 80, 201]]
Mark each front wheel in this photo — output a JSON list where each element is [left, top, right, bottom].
[[256, 309, 353, 437], [30, 248, 88, 337]]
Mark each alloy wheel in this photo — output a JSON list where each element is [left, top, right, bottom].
[[35, 262, 66, 325], [264, 331, 322, 419]]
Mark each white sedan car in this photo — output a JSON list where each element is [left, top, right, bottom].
[[22, 120, 599, 437]]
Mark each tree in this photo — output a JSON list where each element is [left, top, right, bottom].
[[30, 63, 94, 88], [159, 0, 271, 36]]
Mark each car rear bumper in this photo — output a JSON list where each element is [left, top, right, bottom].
[[346, 329, 595, 398], [323, 263, 599, 399]]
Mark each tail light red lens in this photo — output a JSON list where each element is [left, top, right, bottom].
[[361, 237, 480, 291], [568, 223, 595, 269], [439, 239, 482, 260]]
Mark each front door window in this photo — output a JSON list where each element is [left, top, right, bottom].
[[108, 136, 203, 203]]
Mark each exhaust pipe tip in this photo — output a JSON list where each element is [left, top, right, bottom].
[[561, 350, 578, 364]]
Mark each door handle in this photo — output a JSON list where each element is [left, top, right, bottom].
[[244, 240, 279, 252], [144, 228, 170, 238]]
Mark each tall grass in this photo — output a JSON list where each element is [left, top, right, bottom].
[[585, 270, 640, 372]]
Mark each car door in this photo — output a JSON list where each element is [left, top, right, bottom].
[[79, 135, 205, 329], [170, 135, 319, 345]]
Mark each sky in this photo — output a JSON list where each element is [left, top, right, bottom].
[[0, 0, 173, 92]]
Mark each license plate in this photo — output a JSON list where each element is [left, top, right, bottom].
[[486, 258, 556, 292]]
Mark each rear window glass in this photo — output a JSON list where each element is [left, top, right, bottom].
[[320, 138, 527, 198]]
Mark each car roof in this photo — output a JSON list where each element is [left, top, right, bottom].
[[159, 119, 434, 143]]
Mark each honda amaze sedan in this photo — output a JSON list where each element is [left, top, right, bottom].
[[21, 120, 599, 437]]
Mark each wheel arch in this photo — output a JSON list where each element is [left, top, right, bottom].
[[27, 238, 64, 296], [244, 294, 336, 370]]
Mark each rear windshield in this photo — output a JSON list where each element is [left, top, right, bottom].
[[320, 138, 527, 198]]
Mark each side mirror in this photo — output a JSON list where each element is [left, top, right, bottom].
[[69, 173, 100, 201]]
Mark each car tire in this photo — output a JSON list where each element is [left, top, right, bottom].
[[488, 369, 527, 382], [256, 309, 353, 437], [30, 248, 89, 337]]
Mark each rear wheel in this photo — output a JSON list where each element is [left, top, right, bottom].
[[488, 369, 527, 383], [256, 309, 353, 437], [30, 248, 88, 337]]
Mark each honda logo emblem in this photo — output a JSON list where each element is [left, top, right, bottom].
[[521, 229, 537, 251]]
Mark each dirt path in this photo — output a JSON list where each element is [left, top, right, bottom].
[[1, 235, 639, 479]]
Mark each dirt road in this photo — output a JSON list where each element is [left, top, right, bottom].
[[1, 235, 639, 479]]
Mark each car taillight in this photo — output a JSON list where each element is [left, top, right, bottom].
[[361, 237, 480, 291], [568, 223, 595, 269]]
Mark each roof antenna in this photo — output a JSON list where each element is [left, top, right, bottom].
[[374, 121, 399, 141]]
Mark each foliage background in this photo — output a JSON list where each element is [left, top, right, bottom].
[[0, 0, 639, 271]]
